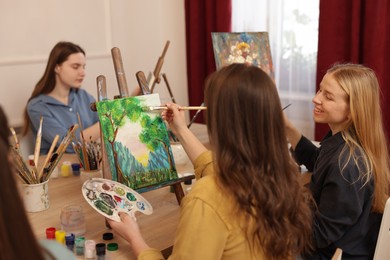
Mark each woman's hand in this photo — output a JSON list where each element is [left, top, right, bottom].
[[161, 103, 188, 137], [106, 212, 150, 256], [161, 102, 208, 163]]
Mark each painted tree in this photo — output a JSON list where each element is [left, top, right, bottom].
[[139, 115, 175, 171], [97, 97, 143, 183]]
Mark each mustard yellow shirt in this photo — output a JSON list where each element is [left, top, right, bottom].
[[139, 151, 264, 260]]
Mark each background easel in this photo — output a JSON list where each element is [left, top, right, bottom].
[[94, 46, 193, 205], [147, 41, 176, 103]]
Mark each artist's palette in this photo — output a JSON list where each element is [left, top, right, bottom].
[[82, 178, 153, 222]]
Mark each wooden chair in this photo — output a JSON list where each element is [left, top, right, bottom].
[[373, 197, 390, 259]]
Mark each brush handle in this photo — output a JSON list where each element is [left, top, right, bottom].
[[38, 134, 59, 181], [162, 73, 176, 103], [150, 106, 207, 111], [33, 116, 43, 168], [187, 102, 205, 128], [180, 106, 207, 110]]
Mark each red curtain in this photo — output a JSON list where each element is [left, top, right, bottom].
[[315, 0, 390, 140], [184, 0, 231, 123]]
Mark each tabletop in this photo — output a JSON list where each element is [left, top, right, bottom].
[[26, 123, 208, 259], [25, 123, 312, 259]]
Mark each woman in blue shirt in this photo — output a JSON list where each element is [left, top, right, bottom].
[[23, 42, 100, 154], [285, 63, 390, 259]]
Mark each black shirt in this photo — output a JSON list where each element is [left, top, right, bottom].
[[294, 132, 382, 259]]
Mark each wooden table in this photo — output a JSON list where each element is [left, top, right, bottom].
[[26, 123, 312, 259], [26, 123, 207, 259]]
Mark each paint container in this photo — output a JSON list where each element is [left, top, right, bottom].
[[84, 240, 96, 259], [65, 233, 75, 252], [71, 163, 81, 176], [102, 232, 113, 241], [75, 236, 85, 256], [28, 154, 34, 166], [21, 179, 49, 212], [55, 230, 66, 244], [60, 204, 86, 236], [45, 227, 56, 239], [96, 243, 106, 260], [107, 243, 118, 259], [61, 161, 72, 177]]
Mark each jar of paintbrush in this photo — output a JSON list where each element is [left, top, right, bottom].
[[72, 139, 102, 183]]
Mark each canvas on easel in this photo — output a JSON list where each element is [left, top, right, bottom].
[[211, 32, 275, 79], [95, 93, 178, 190]]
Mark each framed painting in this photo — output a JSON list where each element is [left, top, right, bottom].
[[95, 93, 178, 190], [211, 32, 274, 79]]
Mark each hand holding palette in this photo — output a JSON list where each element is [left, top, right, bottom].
[[82, 178, 153, 222]]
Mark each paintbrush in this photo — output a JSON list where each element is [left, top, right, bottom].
[[38, 134, 59, 181], [45, 124, 79, 179], [10, 148, 36, 184], [9, 127, 19, 150], [40, 153, 58, 182], [282, 103, 292, 110], [187, 102, 205, 128], [77, 113, 90, 170], [144, 106, 207, 112], [33, 116, 43, 179], [55, 124, 79, 156], [162, 73, 176, 103]]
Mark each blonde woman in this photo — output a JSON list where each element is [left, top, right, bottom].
[[285, 63, 390, 259]]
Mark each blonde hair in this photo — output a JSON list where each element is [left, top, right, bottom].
[[328, 63, 390, 212]]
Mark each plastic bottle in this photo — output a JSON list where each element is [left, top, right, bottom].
[[95, 243, 106, 260], [65, 233, 75, 252], [106, 243, 118, 260], [84, 240, 96, 259], [75, 236, 85, 256]]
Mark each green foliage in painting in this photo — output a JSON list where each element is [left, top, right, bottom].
[[96, 95, 178, 190]]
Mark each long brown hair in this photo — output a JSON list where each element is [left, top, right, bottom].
[[204, 63, 313, 259], [328, 63, 390, 212], [0, 106, 46, 259], [22, 41, 85, 135]]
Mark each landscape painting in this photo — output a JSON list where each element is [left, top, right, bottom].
[[211, 32, 274, 79], [96, 93, 178, 190]]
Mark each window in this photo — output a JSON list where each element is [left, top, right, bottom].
[[232, 0, 319, 139]]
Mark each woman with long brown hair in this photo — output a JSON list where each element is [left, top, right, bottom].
[[0, 105, 75, 259], [107, 63, 313, 259], [23, 41, 100, 154]]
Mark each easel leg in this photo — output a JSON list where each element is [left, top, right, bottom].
[[172, 183, 185, 205]]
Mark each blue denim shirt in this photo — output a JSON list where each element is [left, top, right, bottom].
[[27, 88, 99, 154]]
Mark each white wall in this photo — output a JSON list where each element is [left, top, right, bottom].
[[0, 0, 188, 127]]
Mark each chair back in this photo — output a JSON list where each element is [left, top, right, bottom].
[[373, 197, 390, 259]]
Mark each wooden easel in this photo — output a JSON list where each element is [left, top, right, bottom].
[[93, 47, 193, 205]]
